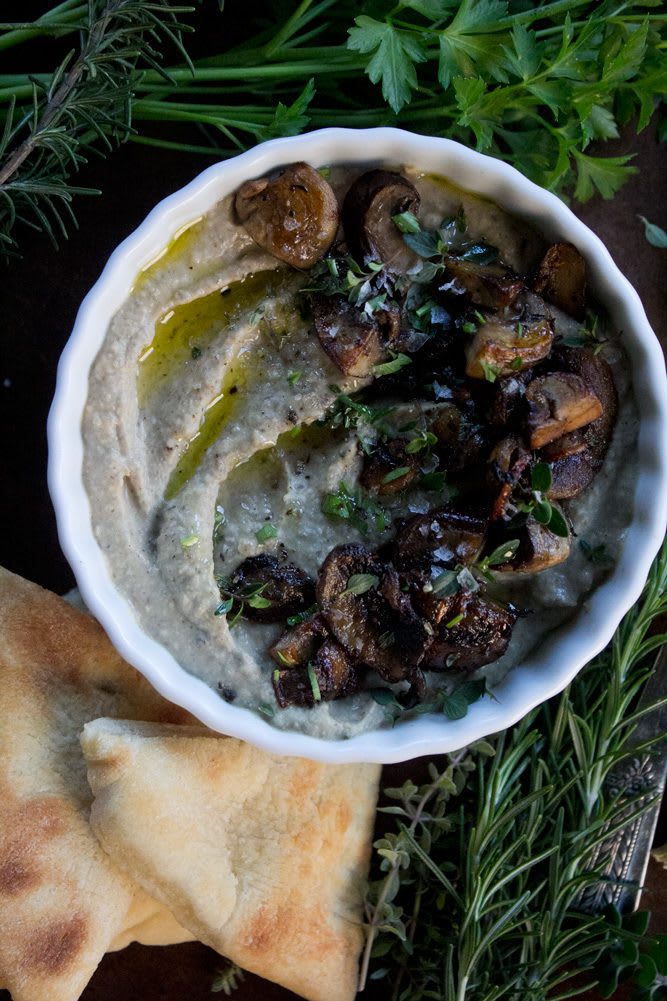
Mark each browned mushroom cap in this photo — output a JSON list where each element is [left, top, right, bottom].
[[342, 169, 421, 273], [227, 554, 315, 623], [359, 439, 420, 495], [465, 316, 554, 380], [316, 544, 424, 683], [414, 589, 517, 671], [525, 372, 603, 449], [490, 371, 532, 429], [500, 518, 571, 572], [272, 637, 358, 709], [309, 293, 400, 377], [443, 257, 525, 310], [487, 435, 532, 520], [393, 508, 487, 571], [555, 347, 618, 462], [270, 613, 328, 668], [234, 162, 339, 269], [533, 242, 586, 319], [429, 403, 487, 472]]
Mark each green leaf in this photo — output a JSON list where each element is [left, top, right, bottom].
[[264, 77, 315, 139], [370, 687, 402, 708], [533, 499, 553, 525], [480, 359, 499, 383], [638, 216, 667, 248], [214, 597, 234, 617], [573, 151, 637, 202], [602, 20, 649, 85], [505, 24, 541, 80], [347, 16, 427, 113], [373, 352, 413, 377], [247, 593, 273, 609], [307, 662, 322, 702], [531, 461, 552, 494], [430, 569, 459, 596], [344, 573, 380, 596], [382, 465, 412, 484], [548, 506, 570, 538], [442, 687, 469, 720], [581, 104, 619, 145], [438, 0, 510, 89], [255, 523, 278, 543], [392, 210, 421, 233], [403, 230, 440, 257], [483, 539, 520, 567], [399, 0, 459, 19]]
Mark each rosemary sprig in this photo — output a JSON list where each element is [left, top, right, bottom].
[[362, 536, 667, 1000], [0, 0, 193, 253]]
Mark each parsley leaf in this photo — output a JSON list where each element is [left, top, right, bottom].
[[573, 151, 637, 202], [347, 16, 427, 113]]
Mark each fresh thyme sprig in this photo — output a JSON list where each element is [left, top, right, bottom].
[[362, 535, 667, 1001], [0, 0, 193, 253]]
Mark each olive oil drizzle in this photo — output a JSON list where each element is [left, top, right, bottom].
[[137, 269, 280, 408], [164, 355, 251, 501], [132, 216, 205, 293]]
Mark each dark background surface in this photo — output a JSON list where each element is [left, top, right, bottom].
[[0, 102, 665, 1001]]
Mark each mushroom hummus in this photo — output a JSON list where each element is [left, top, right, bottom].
[[82, 163, 637, 738]]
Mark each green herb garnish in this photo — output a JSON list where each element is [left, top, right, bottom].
[[255, 523, 278, 543], [392, 210, 421, 233], [321, 481, 388, 537], [382, 465, 411, 485], [343, 573, 379, 596], [287, 370, 302, 385], [180, 534, 199, 548], [373, 353, 412, 378], [306, 662, 322, 703], [480, 360, 500, 383]]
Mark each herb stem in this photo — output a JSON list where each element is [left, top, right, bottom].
[[0, 1, 87, 52]]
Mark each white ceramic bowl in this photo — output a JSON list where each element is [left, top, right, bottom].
[[48, 127, 667, 763]]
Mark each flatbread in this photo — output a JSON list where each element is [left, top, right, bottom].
[[0, 567, 195, 1001], [82, 718, 381, 1001]]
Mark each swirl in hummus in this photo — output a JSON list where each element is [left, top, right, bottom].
[[82, 162, 638, 738]]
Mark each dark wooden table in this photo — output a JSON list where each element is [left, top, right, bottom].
[[0, 123, 665, 1000]]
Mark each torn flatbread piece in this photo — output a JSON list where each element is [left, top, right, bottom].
[[0, 567, 195, 1001], [82, 718, 381, 1001]]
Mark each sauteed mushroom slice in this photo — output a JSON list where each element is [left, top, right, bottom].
[[525, 372, 603, 449], [533, 242, 586, 319], [428, 402, 488, 472], [487, 435, 532, 520], [359, 439, 420, 495], [342, 169, 421, 273], [501, 518, 571, 572], [227, 554, 315, 623], [316, 544, 422, 683], [465, 316, 554, 380], [272, 637, 358, 709], [235, 161, 339, 269], [491, 371, 532, 429], [556, 347, 618, 462], [270, 613, 328, 667], [443, 257, 525, 310], [310, 294, 400, 377], [548, 451, 597, 500], [393, 508, 487, 571], [415, 589, 517, 671]]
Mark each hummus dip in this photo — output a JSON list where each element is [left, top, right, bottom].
[[82, 164, 637, 738]]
